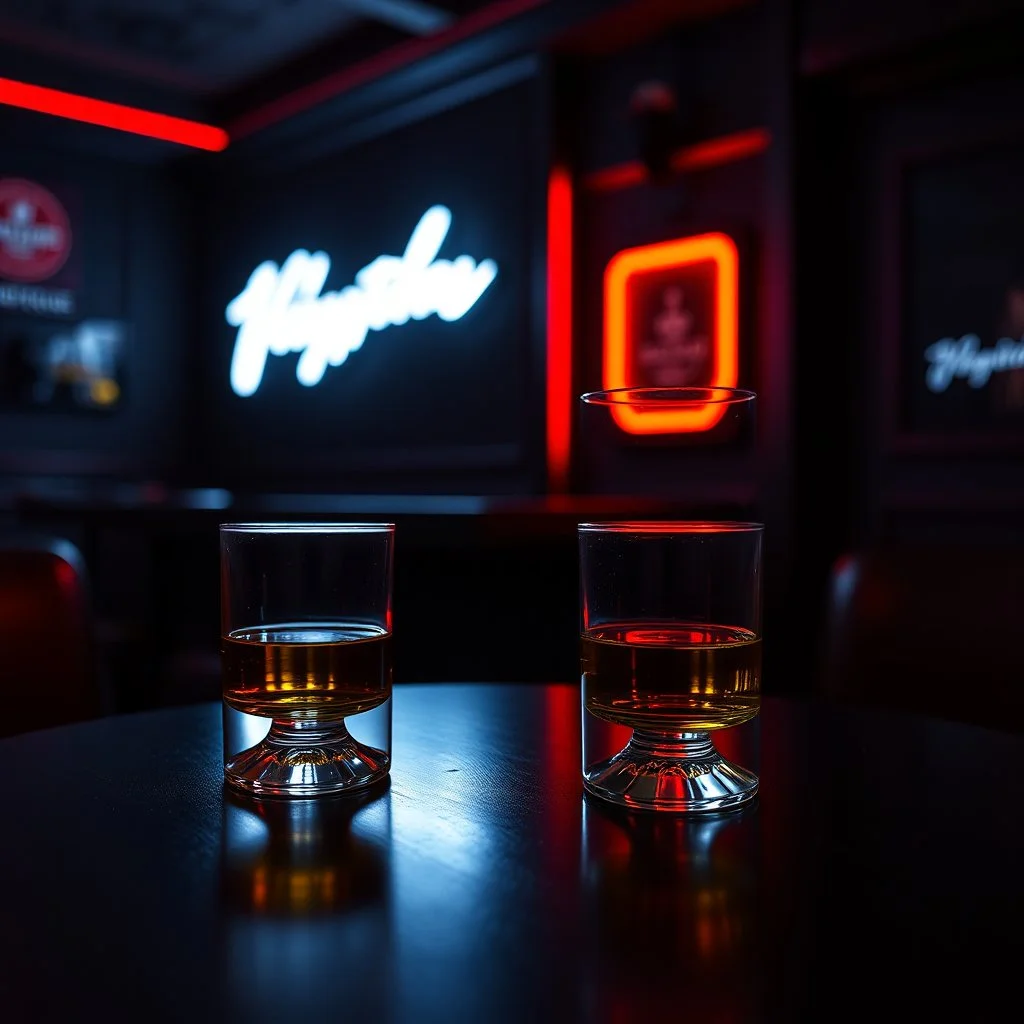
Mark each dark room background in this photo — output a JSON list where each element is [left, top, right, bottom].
[[2, 0, 1024, 713]]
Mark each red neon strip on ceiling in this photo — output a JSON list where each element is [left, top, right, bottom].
[[0, 77, 228, 152], [583, 127, 771, 193], [546, 165, 573, 493], [227, 0, 551, 141]]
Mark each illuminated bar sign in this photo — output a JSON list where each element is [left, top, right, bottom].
[[902, 144, 1024, 435], [603, 231, 739, 433], [924, 333, 1024, 392], [0, 177, 78, 317], [226, 204, 498, 397], [206, 72, 539, 493]]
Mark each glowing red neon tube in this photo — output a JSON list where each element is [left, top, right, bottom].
[[546, 166, 573, 493], [0, 77, 228, 152]]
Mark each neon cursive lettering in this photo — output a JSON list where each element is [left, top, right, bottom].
[[924, 333, 1024, 392], [226, 205, 497, 397]]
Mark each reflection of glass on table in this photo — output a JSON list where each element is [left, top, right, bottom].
[[222, 785, 389, 917], [580, 796, 761, 1019], [221, 785, 395, 1021]]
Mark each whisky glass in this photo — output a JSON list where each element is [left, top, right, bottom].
[[579, 521, 763, 813], [220, 523, 394, 798]]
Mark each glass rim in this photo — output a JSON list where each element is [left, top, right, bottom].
[[579, 386, 756, 407], [219, 522, 395, 533], [578, 520, 764, 533]]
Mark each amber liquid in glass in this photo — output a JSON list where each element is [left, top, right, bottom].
[[222, 624, 391, 720], [582, 622, 761, 732]]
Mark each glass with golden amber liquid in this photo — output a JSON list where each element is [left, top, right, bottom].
[[579, 520, 763, 813], [220, 523, 394, 798]]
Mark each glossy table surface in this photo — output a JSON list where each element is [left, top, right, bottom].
[[1, 683, 1022, 1023]]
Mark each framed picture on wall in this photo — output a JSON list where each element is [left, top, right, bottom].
[[885, 135, 1024, 452], [0, 318, 127, 413]]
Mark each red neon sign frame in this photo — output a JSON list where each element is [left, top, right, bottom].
[[603, 232, 739, 434]]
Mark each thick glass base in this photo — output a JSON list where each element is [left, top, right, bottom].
[[224, 717, 390, 798], [583, 729, 758, 814]]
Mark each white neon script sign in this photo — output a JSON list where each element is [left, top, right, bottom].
[[925, 334, 1024, 392], [226, 205, 497, 397]]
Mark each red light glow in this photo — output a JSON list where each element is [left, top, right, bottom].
[[603, 232, 739, 434], [583, 128, 771, 193], [0, 77, 228, 151], [546, 166, 573, 492]]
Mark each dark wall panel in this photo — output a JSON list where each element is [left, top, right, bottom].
[[800, 0, 1024, 75], [841, 72, 1024, 542], [195, 68, 548, 496], [0, 113, 192, 483], [567, 5, 770, 507], [575, 157, 764, 503], [571, 4, 766, 174]]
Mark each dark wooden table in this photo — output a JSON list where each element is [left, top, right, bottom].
[[1, 683, 1022, 1023]]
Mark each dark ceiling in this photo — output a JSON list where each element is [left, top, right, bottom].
[[0, 0, 498, 98], [0, 0, 731, 145]]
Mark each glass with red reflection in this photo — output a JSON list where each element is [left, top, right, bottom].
[[578, 387, 762, 812], [220, 523, 394, 798], [578, 519, 763, 813]]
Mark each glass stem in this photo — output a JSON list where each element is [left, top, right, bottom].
[[627, 729, 717, 760], [267, 718, 351, 745]]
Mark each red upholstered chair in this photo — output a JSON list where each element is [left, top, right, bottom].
[[818, 543, 1024, 735], [0, 534, 103, 738]]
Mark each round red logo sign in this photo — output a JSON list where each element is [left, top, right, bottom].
[[0, 178, 72, 283]]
